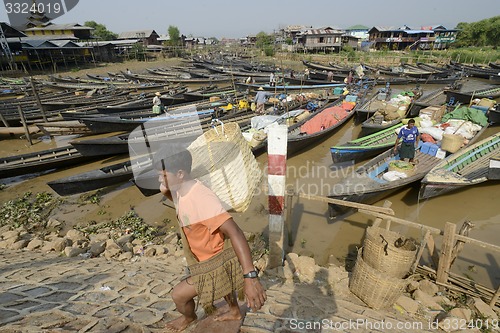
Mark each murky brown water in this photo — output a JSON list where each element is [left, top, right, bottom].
[[0, 78, 498, 290]]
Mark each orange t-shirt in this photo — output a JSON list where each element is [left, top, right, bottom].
[[176, 181, 232, 262]]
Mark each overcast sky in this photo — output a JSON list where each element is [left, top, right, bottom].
[[1, 0, 497, 38]]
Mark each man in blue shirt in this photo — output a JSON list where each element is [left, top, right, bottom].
[[394, 119, 420, 162]]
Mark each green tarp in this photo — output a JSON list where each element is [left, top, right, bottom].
[[441, 106, 489, 127]]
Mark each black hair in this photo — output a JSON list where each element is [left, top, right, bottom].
[[408, 119, 416, 124], [153, 145, 192, 174]]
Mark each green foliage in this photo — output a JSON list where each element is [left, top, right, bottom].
[[168, 25, 181, 46], [455, 16, 500, 47], [84, 21, 118, 41], [264, 45, 275, 57], [78, 191, 101, 205], [255, 31, 274, 50], [0, 192, 62, 230], [75, 210, 161, 242]]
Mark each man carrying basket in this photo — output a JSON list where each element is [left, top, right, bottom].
[[153, 147, 266, 332]]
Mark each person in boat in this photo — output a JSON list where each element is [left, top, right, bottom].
[[152, 92, 163, 114], [269, 72, 276, 87], [153, 147, 266, 332], [304, 68, 310, 80], [327, 71, 334, 82], [394, 118, 420, 163], [254, 87, 272, 114]]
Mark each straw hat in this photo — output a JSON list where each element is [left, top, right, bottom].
[[155, 92, 161, 96], [257, 87, 264, 91]]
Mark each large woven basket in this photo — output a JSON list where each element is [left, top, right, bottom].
[[363, 226, 418, 278], [388, 160, 416, 177], [349, 249, 410, 309], [441, 134, 463, 153], [188, 122, 262, 213]]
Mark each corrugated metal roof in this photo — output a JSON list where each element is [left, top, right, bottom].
[[118, 30, 158, 39], [25, 23, 92, 31]]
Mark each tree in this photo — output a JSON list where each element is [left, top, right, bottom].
[[84, 21, 117, 41], [454, 16, 500, 47], [255, 31, 274, 49], [168, 25, 181, 46]]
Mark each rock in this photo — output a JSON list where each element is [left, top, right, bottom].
[[433, 295, 455, 308], [151, 245, 166, 255], [64, 246, 86, 257], [413, 289, 444, 311], [326, 266, 348, 286], [449, 307, 472, 321], [293, 255, 318, 283], [407, 280, 420, 293], [65, 229, 87, 244], [117, 252, 133, 261], [116, 234, 134, 246], [104, 247, 121, 259], [89, 241, 106, 257], [2, 230, 20, 241], [395, 295, 420, 314], [473, 297, 498, 320], [327, 254, 342, 267], [121, 242, 134, 253], [89, 233, 109, 243], [50, 238, 71, 252], [27, 238, 44, 251], [10, 239, 29, 250], [284, 253, 299, 272], [418, 279, 439, 296], [144, 247, 156, 257], [46, 218, 62, 229]]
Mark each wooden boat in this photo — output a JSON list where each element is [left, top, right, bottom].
[[46, 156, 151, 196], [286, 99, 357, 155], [236, 82, 346, 91], [360, 89, 423, 135], [70, 110, 256, 156], [0, 146, 100, 179], [355, 86, 392, 122], [488, 109, 500, 124], [327, 126, 487, 217], [35, 120, 92, 136], [330, 123, 404, 164], [444, 86, 500, 105], [80, 109, 216, 134], [419, 133, 500, 199]]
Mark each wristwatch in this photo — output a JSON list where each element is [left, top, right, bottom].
[[243, 270, 258, 278]]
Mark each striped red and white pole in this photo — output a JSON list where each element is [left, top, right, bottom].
[[267, 125, 287, 268]]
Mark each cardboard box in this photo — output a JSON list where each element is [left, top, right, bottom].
[[435, 148, 446, 159]]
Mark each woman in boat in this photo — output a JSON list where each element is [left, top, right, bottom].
[[152, 92, 163, 114], [393, 118, 420, 163]]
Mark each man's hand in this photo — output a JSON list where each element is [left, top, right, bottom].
[[244, 278, 267, 312]]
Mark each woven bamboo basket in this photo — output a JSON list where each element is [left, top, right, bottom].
[[363, 226, 418, 278], [250, 131, 267, 148], [441, 134, 463, 153], [349, 249, 410, 309], [388, 160, 416, 177], [188, 122, 262, 212]]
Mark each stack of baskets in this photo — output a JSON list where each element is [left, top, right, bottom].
[[349, 226, 418, 309]]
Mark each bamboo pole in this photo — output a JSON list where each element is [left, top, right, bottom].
[[490, 285, 500, 308], [17, 104, 32, 145], [298, 193, 395, 215], [425, 232, 440, 269], [0, 111, 9, 127], [436, 222, 456, 284], [285, 189, 294, 247], [450, 221, 474, 266], [412, 229, 430, 273], [358, 210, 441, 234], [372, 200, 392, 228], [30, 77, 47, 122]]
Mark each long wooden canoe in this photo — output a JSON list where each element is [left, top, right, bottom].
[[419, 133, 500, 199]]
